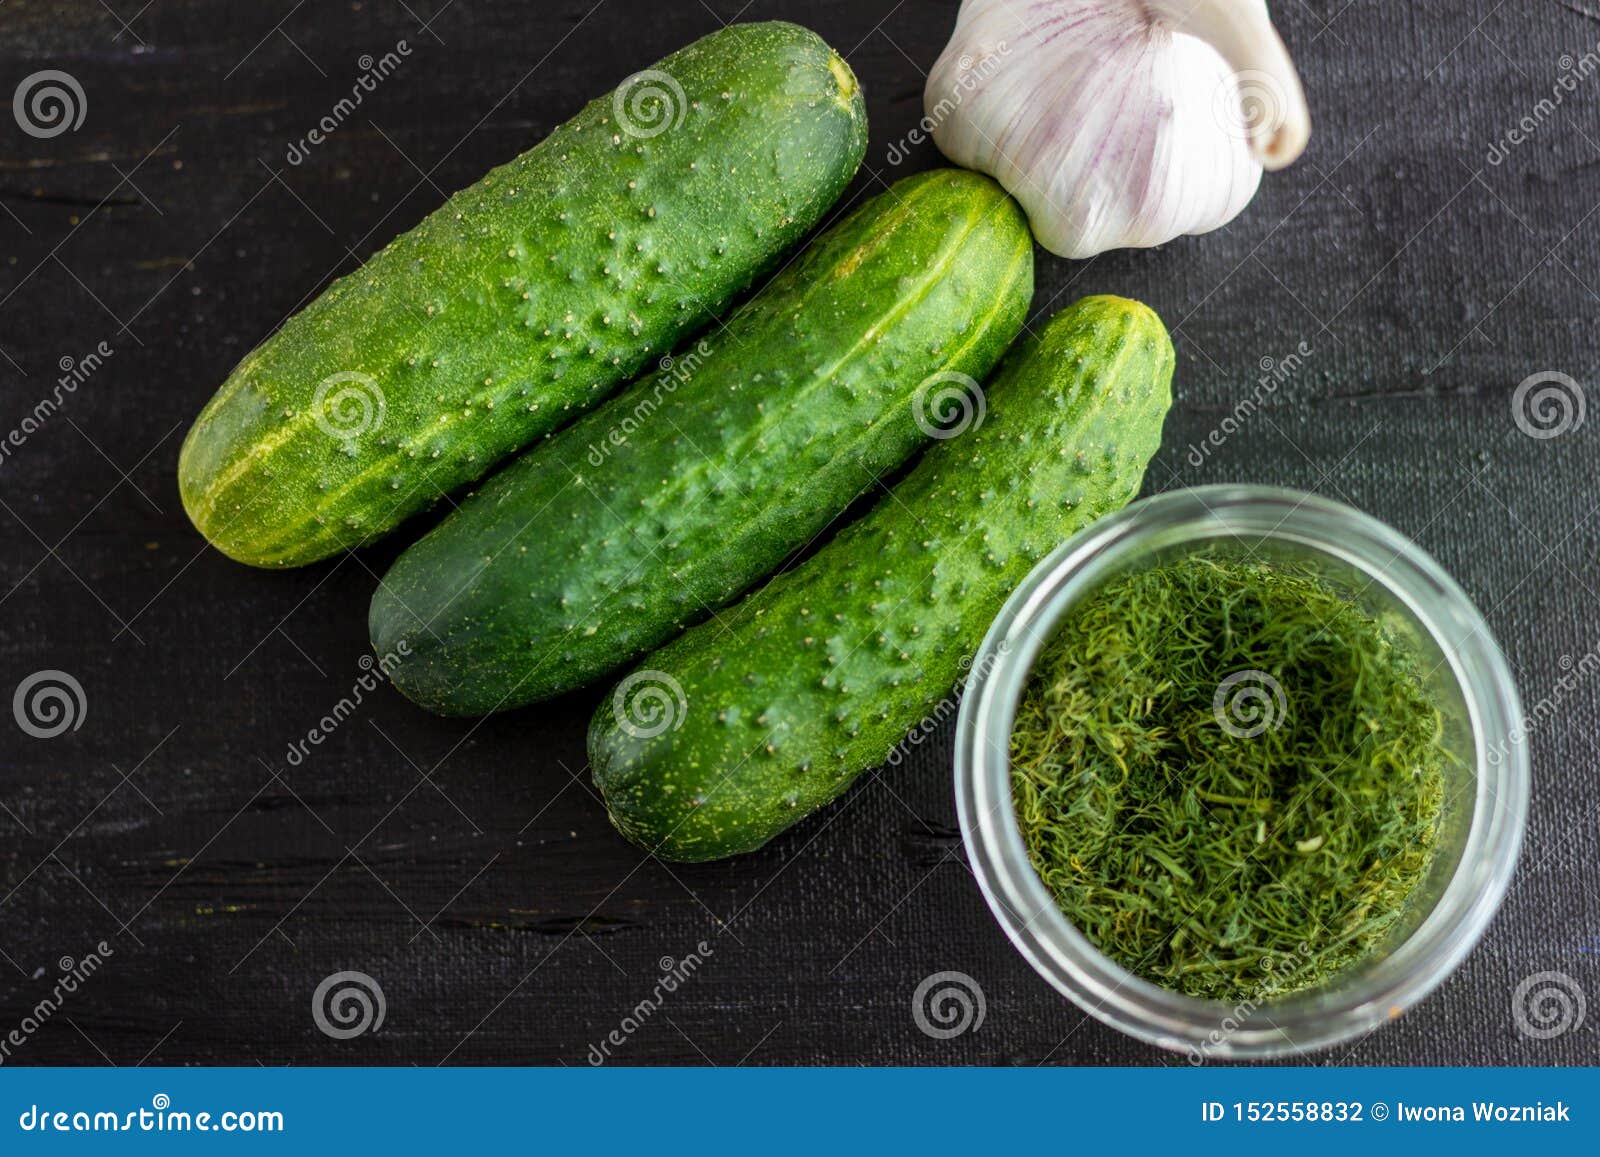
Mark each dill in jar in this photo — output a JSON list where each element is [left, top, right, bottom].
[[1010, 553, 1449, 1002]]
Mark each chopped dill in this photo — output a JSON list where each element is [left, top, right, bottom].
[[1010, 553, 1449, 1002]]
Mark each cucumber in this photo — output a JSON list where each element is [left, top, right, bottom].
[[178, 22, 867, 567], [369, 169, 1033, 716], [589, 296, 1175, 861]]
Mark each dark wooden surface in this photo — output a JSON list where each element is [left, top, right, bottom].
[[2, 0, 1598, 1066]]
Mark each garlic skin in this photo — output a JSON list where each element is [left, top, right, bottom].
[[926, 0, 1310, 259]]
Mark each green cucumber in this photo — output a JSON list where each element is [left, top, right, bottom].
[[178, 22, 867, 567], [589, 295, 1175, 861], [369, 169, 1033, 715]]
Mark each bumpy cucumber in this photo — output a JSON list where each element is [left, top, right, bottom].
[[589, 296, 1175, 861], [369, 170, 1032, 716], [178, 22, 867, 567]]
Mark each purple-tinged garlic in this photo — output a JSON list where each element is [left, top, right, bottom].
[[926, 0, 1310, 259]]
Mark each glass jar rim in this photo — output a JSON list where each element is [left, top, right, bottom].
[[954, 485, 1529, 1058]]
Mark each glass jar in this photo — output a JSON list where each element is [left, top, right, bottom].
[[955, 485, 1529, 1059]]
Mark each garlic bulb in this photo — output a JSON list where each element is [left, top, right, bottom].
[[925, 0, 1310, 259]]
